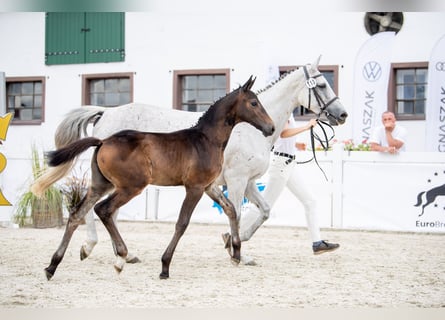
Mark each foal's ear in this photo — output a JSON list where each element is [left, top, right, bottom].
[[242, 75, 256, 92]]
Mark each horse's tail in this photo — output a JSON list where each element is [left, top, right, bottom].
[[30, 107, 106, 198], [31, 137, 103, 197], [414, 191, 425, 207], [55, 106, 106, 148]]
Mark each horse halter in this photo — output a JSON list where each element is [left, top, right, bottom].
[[302, 65, 339, 114]]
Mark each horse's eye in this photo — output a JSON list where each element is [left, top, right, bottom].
[[318, 82, 326, 88], [251, 101, 258, 107]]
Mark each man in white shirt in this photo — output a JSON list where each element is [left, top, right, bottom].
[[369, 111, 407, 153]]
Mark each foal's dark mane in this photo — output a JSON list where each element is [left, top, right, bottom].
[[193, 86, 242, 130]]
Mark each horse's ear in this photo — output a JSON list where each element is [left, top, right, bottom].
[[312, 55, 322, 68], [242, 75, 256, 92]]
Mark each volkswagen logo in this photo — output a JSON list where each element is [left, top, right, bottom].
[[363, 61, 382, 82], [436, 62, 445, 71], [305, 78, 317, 89]]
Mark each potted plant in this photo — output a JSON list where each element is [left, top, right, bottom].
[[13, 145, 63, 228], [60, 168, 89, 222]]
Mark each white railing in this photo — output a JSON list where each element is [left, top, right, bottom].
[[2, 147, 445, 233]]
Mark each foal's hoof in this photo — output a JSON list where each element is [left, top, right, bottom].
[[231, 257, 240, 266], [159, 272, 169, 279], [126, 256, 141, 264], [44, 268, 54, 281], [114, 256, 126, 274]]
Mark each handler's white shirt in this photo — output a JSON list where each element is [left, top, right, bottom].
[[273, 116, 298, 156], [369, 125, 407, 151]]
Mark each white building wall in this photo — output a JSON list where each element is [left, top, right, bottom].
[[1, 11, 444, 225]]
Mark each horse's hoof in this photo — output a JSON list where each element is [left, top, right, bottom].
[[126, 256, 141, 264], [221, 232, 233, 257], [114, 265, 123, 274], [159, 272, 169, 279], [80, 247, 88, 261], [44, 268, 54, 281]]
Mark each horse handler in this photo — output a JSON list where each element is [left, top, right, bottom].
[[224, 115, 339, 263]]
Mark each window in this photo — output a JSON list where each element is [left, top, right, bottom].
[[173, 69, 230, 112], [82, 73, 133, 107], [389, 62, 428, 120], [279, 65, 339, 119], [6, 77, 45, 125], [45, 12, 125, 65]]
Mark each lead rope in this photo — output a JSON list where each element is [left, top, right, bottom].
[[295, 118, 334, 181]]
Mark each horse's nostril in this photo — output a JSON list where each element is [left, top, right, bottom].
[[341, 112, 348, 119]]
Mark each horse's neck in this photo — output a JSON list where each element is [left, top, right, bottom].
[[258, 70, 306, 145]]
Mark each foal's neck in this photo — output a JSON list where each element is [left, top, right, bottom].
[[194, 95, 238, 148]]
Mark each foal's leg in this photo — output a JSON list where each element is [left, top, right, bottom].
[[160, 187, 203, 279], [206, 183, 241, 265], [110, 210, 141, 263], [44, 186, 110, 280], [81, 208, 140, 263], [93, 188, 141, 273]]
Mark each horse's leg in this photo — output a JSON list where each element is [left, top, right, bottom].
[[206, 183, 241, 265], [80, 209, 98, 260], [160, 187, 203, 279], [241, 179, 271, 241], [45, 186, 109, 280]]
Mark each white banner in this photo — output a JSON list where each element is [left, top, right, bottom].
[[351, 32, 395, 145], [426, 34, 445, 152]]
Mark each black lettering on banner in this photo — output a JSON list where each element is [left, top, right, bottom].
[[361, 90, 374, 140]]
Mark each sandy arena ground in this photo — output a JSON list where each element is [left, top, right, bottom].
[[0, 220, 444, 308]]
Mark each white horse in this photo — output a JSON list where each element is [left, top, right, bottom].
[[33, 57, 348, 264]]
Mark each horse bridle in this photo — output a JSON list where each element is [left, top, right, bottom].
[[302, 65, 339, 114], [298, 65, 340, 180]]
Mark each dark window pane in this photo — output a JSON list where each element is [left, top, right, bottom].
[[198, 75, 213, 89], [21, 82, 34, 95]]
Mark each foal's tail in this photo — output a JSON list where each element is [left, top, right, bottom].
[[31, 106, 105, 198], [31, 137, 103, 197]]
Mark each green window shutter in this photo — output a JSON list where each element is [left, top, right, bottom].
[[45, 13, 85, 65], [45, 12, 125, 65], [85, 13, 125, 63]]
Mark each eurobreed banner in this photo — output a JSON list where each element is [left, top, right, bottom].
[[351, 32, 395, 145], [426, 34, 445, 152]]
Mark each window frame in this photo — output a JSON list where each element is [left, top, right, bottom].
[[6, 76, 46, 125], [172, 69, 231, 111], [81, 72, 134, 106], [388, 61, 428, 121], [279, 65, 339, 119]]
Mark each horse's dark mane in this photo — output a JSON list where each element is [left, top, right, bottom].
[[255, 68, 298, 95]]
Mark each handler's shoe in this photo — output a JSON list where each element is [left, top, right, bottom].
[[312, 240, 339, 255]]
